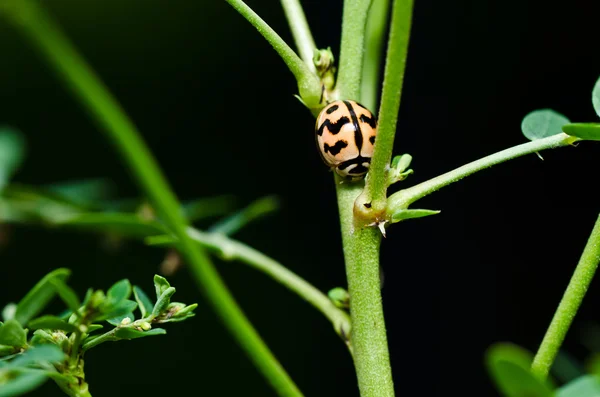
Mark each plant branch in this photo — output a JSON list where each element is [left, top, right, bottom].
[[387, 133, 579, 214], [2, 2, 303, 396], [336, 0, 373, 101], [531, 214, 600, 378], [361, 0, 414, 216], [360, 0, 391, 112], [280, 0, 317, 74], [146, 228, 352, 346], [224, 0, 321, 110]]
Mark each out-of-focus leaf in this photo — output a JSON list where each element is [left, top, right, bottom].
[[106, 279, 132, 306], [53, 213, 167, 237], [9, 344, 65, 367], [592, 75, 600, 118], [44, 178, 114, 207], [181, 195, 237, 223], [49, 278, 81, 315], [14, 268, 71, 325], [133, 286, 153, 318], [0, 127, 26, 191], [0, 320, 26, 348], [562, 123, 600, 140], [208, 195, 280, 236], [521, 109, 570, 141], [486, 342, 554, 397], [28, 316, 77, 333], [556, 375, 600, 397], [0, 370, 48, 397]]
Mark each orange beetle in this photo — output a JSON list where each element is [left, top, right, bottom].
[[315, 100, 378, 180]]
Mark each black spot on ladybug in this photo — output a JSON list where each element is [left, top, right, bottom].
[[326, 105, 339, 114], [317, 116, 350, 136], [324, 140, 348, 155], [364, 203, 372, 208], [369, 136, 376, 144], [360, 114, 377, 128], [342, 101, 363, 151]]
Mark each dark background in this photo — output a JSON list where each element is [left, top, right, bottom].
[[1, 0, 600, 395]]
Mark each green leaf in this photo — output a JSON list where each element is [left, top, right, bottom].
[[28, 316, 77, 333], [153, 275, 171, 299], [328, 288, 350, 309], [0, 371, 49, 397], [486, 343, 554, 397], [114, 327, 166, 340], [86, 324, 103, 333], [562, 123, 600, 141], [181, 195, 237, 222], [0, 127, 26, 191], [48, 278, 81, 315], [14, 268, 71, 325], [521, 109, 570, 141], [153, 287, 176, 317], [133, 286, 154, 318], [0, 320, 26, 348], [54, 213, 168, 238], [2, 304, 16, 322], [592, 76, 600, 118], [390, 209, 440, 223], [10, 344, 65, 367], [106, 279, 132, 305], [97, 300, 137, 321], [29, 330, 54, 346], [44, 178, 114, 207], [106, 312, 134, 326], [557, 375, 600, 397], [209, 195, 280, 236], [0, 345, 16, 357]]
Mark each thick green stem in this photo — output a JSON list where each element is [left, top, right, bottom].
[[360, 0, 390, 112], [387, 133, 579, 213], [336, 179, 394, 396], [2, 2, 302, 396], [362, 0, 414, 215], [336, 0, 373, 101], [531, 214, 600, 378], [280, 0, 317, 73]]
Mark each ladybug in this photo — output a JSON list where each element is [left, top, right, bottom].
[[315, 100, 378, 180]]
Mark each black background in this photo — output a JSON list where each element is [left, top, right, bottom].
[[1, 0, 600, 395]]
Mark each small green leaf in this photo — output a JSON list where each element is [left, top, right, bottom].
[[486, 343, 554, 397], [106, 279, 132, 305], [562, 123, 600, 141], [0, 127, 26, 191], [328, 288, 350, 309], [14, 268, 71, 325], [153, 287, 176, 317], [133, 286, 153, 318], [10, 344, 65, 367], [0, 371, 49, 397], [521, 109, 570, 141], [390, 209, 440, 223], [45, 178, 114, 208], [49, 278, 81, 315], [86, 324, 103, 333], [0, 345, 16, 357], [97, 300, 137, 322], [0, 320, 26, 348], [181, 195, 237, 222], [28, 316, 77, 333], [2, 304, 16, 322], [153, 275, 171, 299], [208, 195, 280, 236], [114, 327, 166, 340], [106, 312, 134, 326], [592, 76, 600, 118], [54, 213, 167, 237], [29, 330, 54, 346], [557, 375, 600, 397]]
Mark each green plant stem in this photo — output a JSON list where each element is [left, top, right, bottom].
[[3, 2, 303, 396], [531, 214, 600, 378], [146, 228, 352, 345], [335, 179, 394, 396], [225, 0, 321, 107], [360, 0, 390, 112], [362, 0, 414, 214], [280, 0, 317, 73], [387, 133, 579, 214], [336, 0, 373, 101]]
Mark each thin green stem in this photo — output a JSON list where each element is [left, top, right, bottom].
[[387, 133, 579, 214], [3, 2, 302, 396], [280, 0, 317, 74], [146, 228, 352, 345], [335, 178, 394, 396], [225, 0, 321, 108], [531, 214, 600, 378], [336, 0, 373, 101], [360, 0, 391, 112], [362, 0, 414, 215]]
